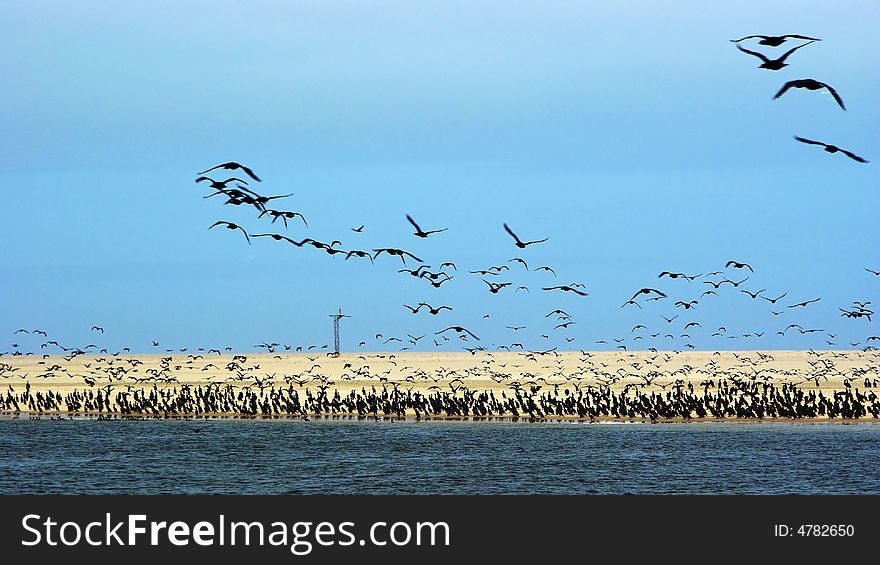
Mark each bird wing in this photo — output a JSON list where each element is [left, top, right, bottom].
[[782, 35, 820, 41], [776, 41, 815, 63], [239, 164, 262, 182], [840, 149, 868, 163], [735, 44, 770, 63], [794, 136, 825, 146], [503, 223, 523, 244], [406, 214, 422, 232], [773, 81, 796, 99], [208, 221, 228, 229], [198, 164, 223, 175], [731, 35, 766, 42], [822, 83, 846, 110]]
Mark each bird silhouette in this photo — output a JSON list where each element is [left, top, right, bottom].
[[406, 214, 447, 238], [198, 162, 261, 181], [774, 79, 846, 110], [503, 223, 548, 249], [209, 221, 250, 244], [793, 137, 867, 163], [543, 285, 588, 296], [731, 34, 820, 47], [789, 298, 821, 308], [484, 280, 512, 294], [373, 248, 423, 264], [734, 41, 815, 70]]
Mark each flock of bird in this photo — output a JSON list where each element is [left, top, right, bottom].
[[732, 34, 868, 162], [2, 33, 875, 422]]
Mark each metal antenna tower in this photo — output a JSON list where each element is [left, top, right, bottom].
[[329, 307, 350, 356]]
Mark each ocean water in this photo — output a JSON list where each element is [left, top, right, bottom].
[[0, 418, 878, 494]]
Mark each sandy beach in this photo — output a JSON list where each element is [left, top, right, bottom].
[[2, 349, 878, 421]]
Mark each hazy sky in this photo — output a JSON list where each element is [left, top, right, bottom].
[[1, 0, 878, 353]]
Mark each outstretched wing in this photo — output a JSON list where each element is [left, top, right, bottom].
[[776, 41, 815, 63], [794, 136, 825, 147], [730, 35, 766, 42], [239, 164, 262, 182], [503, 223, 522, 244], [735, 44, 770, 64], [781, 34, 820, 41], [406, 214, 421, 232], [822, 83, 846, 110], [839, 148, 867, 163], [773, 80, 797, 99]]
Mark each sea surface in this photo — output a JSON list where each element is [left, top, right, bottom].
[[1, 418, 878, 494]]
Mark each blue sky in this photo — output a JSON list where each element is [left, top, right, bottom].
[[1, 0, 878, 353]]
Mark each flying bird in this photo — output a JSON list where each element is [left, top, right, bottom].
[[373, 248, 423, 264], [503, 223, 548, 249], [198, 162, 261, 182], [725, 261, 753, 273], [437, 326, 480, 340], [731, 34, 820, 47], [789, 298, 821, 308], [406, 214, 447, 238], [734, 41, 815, 70], [543, 285, 588, 296], [209, 221, 250, 244], [793, 137, 867, 163], [774, 79, 846, 110]]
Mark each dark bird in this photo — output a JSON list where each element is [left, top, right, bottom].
[[198, 162, 261, 182], [91, 326, 104, 333], [484, 280, 512, 294], [789, 298, 821, 308], [351, 225, 365, 233], [774, 79, 846, 110], [762, 292, 788, 304], [543, 285, 588, 296], [675, 300, 698, 310], [437, 326, 480, 340], [793, 136, 867, 163], [440, 262, 457, 271], [659, 272, 700, 281], [741, 288, 766, 299], [258, 209, 308, 228], [661, 315, 678, 324], [865, 268, 880, 276], [195, 176, 249, 189], [251, 233, 302, 246], [373, 248, 423, 264], [418, 303, 452, 315], [503, 223, 548, 249], [403, 304, 423, 314], [734, 41, 815, 70], [406, 214, 447, 238], [345, 250, 374, 263], [508, 258, 529, 270], [731, 34, 820, 47], [629, 288, 667, 302], [209, 221, 250, 244], [725, 261, 753, 273], [535, 266, 556, 276]]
